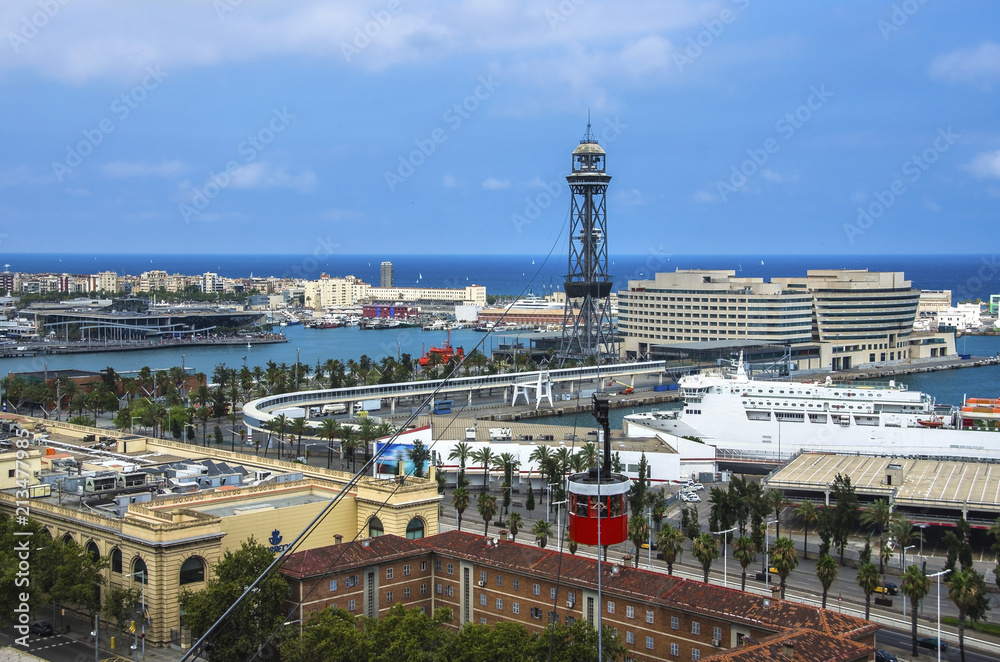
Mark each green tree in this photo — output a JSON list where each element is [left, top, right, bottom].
[[856, 561, 880, 620], [793, 500, 818, 560], [102, 586, 143, 636], [692, 532, 719, 583], [764, 489, 789, 538], [532, 519, 553, 549], [830, 473, 860, 565], [681, 505, 701, 541], [770, 536, 798, 599], [627, 452, 650, 514], [289, 416, 310, 457], [733, 535, 756, 592], [628, 514, 649, 568], [900, 563, 930, 657], [470, 447, 496, 492], [506, 512, 522, 537], [815, 553, 838, 609], [452, 487, 471, 532], [476, 492, 497, 537], [947, 568, 991, 662], [448, 441, 473, 488], [408, 439, 430, 478], [179, 538, 288, 662], [657, 525, 685, 576], [525, 482, 535, 517]]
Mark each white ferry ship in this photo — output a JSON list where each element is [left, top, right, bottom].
[[623, 355, 1000, 461]]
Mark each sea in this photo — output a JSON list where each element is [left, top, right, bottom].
[[2, 253, 998, 409]]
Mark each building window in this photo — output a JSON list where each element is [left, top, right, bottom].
[[448, 563, 454, 575], [496, 598, 503, 610], [405, 518, 425, 539], [626, 632, 634, 644], [713, 626, 722, 641], [568, 591, 576, 606], [530, 607, 542, 619], [404, 564, 410, 576], [626, 606, 634, 619], [671, 616, 679, 630], [646, 637, 654, 650], [329, 579, 338, 592], [111, 548, 122, 573], [513, 602, 519, 615], [533, 583, 540, 596], [386, 591, 393, 603], [480, 594, 487, 606], [496, 575, 503, 587], [646, 610, 654, 624], [550, 587, 557, 599], [692, 622, 700, 635], [480, 571, 487, 584], [132, 557, 148, 584], [446, 586, 454, 597], [435, 561, 442, 572], [481, 618, 487, 625], [386, 568, 394, 579], [179, 557, 205, 585], [348, 599, 356, 611], [420, 583, 427, 595], [369, 516, 384, 537], [671, 643, 679, 656], [420, 561, 427, 571], [345, 575, 358, 588], [692, 650, 701, 660], [403, 588, 410, 599], [436, 583, 442, 594], [513, 579, 519, 590], [607, 601, 615, 614]]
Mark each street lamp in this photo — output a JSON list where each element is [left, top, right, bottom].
[[916, 523, 928, 559], [764, 519, 778, 592], [711, 526, 738, 589], [929, 569, 948, 662], [901, 544, 915, 615]]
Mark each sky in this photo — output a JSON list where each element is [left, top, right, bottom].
[[0, 1, 998, 257]]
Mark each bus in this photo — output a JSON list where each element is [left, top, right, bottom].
[[432, 399, 454, 415]]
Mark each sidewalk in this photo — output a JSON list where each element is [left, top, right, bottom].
[[59, 611, 185, 662]]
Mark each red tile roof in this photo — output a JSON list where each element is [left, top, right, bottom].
[[281, 535, 426, 579]]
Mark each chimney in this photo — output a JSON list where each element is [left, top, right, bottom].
[[334, 534, 343, 544], [782, 643, 794, 659]]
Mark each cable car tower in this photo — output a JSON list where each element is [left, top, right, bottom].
[[566, 394, 630, 548], [558, 120, 617, 363]]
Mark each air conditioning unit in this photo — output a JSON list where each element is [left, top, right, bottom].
[[566, 600, 575, 608], [477, 580, 486, 587], [712, 639, 721, 647]]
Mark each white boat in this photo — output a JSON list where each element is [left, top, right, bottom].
[[624, 353, 1000, 461]]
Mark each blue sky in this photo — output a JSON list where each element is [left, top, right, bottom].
[[0, 1, 998, 256]]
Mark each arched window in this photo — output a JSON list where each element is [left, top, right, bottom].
[[85, 541, 100, 562], [368, 517, 384, 538], [62, 532, 74, 545], [132, 557, 148, 584], [111, 548, 123, 573], [405, 518, 425, 540], [179, 557, 205, 585]]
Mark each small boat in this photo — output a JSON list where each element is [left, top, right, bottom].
[[916, 417, 944, 428]]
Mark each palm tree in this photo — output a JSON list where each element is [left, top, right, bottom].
[[452, 487, 471, 532], [268, 413, 288, 458], [879, 539, 894, 580], [856, 561, 880, 620], [506, 512, 523, 538], [356, 416, 379, 469], [889, 516, 917, 571], [532, 519, 552, 549], [448, 441, 473, 487], [733, 536, 756, 592], [692, 533, 719, 583], [579, 442, 599, 469], [656, 525, 685, 576], [947, 568, 990, 662], [317, 418, 342, 469], [765, 489, 788, 538], [794, 501, 818, 560], [477, 492, 497, 537], [289, 416, 310, 457], [340, 432, 361, 473], [470, 447, 496, 491], [901, 564, 930, 657], [815, 553, 839, 609], [628, 514, 650, 568], [770, 536, 798, 599]]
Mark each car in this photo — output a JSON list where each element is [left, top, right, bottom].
[[28, 622, 54, 637], [875, 650, 898, 662], [874, 582, 898, 595], [916, 637, 947, 651]]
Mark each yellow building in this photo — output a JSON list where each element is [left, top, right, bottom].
[[0, 416, 440, 648]]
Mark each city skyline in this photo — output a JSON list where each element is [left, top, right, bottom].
[[1, 2, 998, 256]]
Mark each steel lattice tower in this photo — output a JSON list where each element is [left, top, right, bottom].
[[558, 122, 616, 363]]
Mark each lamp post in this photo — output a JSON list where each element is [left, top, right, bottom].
[[901, 544, 915, 615], [929, 569, 948, 662], [711, 526, 738, 589], [916, 523, 928, 559], [764, 520, 778, 592]]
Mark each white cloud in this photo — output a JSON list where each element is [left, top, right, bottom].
[[965, 150, 1000, 179], [929, 41, 1000, 87], [102, 160, 187, 178], [230, 163, 317, 192], [692, 190, 718, 203], [760, 169, 783, 184], [481, 177, 510, 190]]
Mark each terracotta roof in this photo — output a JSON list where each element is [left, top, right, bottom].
[[710, 628, 873, 662], [281, 535, 426, 579]]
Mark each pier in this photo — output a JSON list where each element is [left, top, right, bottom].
[[0, 334, 287, 357]]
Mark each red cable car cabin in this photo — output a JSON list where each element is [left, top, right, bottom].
[[566, 470, 630, 547]]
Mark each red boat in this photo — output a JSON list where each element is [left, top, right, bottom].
[[418, 331, 464, 367], [917, 418, 944, 428]]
